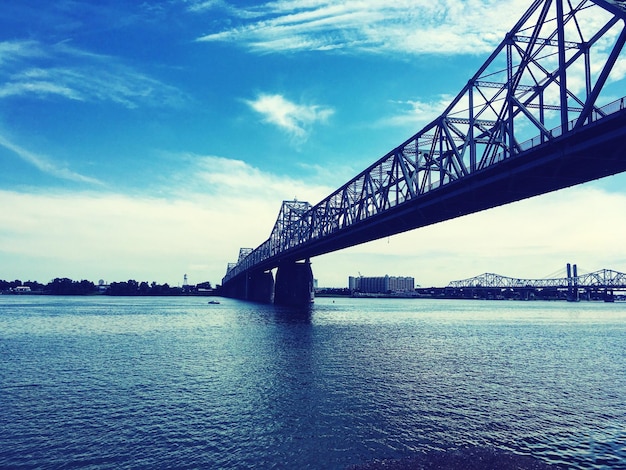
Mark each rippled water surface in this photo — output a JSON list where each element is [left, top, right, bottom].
[[1, 296, 624, 469]]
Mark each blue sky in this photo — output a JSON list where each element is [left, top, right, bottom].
[[1, 0, 626, 288]]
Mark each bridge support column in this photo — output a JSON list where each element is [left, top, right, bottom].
[[247, 270, 275, 303], [221, 270, 274, 303], [221, 275, 247, 300], [274, 259, 315, 306]]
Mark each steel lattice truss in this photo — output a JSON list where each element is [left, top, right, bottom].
[[224, 0, 626, 284], [447, 268, 626, 288], [269, 200, 313, 254], [225, 200, 313, 277]]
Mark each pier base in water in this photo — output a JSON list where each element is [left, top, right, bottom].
[[247, 270, 275, 303], [274, 260, 314, 306], [221, 269, 274, 303]]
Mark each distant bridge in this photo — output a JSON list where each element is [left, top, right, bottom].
[[445, 264, 626, 301], [448, 267, 626, 289], [222, 0, 626, 305]]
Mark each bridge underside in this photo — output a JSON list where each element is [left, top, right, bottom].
[[222, 260, 314, 306], [279, 109, 626, 262], [220, 269, 274, 303], [221, 110, 626, 302]]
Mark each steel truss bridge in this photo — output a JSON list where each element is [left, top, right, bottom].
[[447, 268, 626, 289], [222, 0, 626, 304]]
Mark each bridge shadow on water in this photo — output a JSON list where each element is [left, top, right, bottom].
[[350, 446, 566, 470], [269, 303, 314, 324], [257, 304, 569, 470]]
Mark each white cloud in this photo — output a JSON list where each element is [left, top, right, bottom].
[[0, 79, 83, 100], [171, 153, 333, 204], [0, 191, 231, 285], [195, 0, 531, 55], [0, 40, 187, 108], [0, 134, 104, 185], [0, 40, 44, 65], [244, 93, 334, 140], [382, 95, 454, 128], [0, 154, 334, 285]]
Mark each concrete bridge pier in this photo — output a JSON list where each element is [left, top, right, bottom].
[[247, 270, 275, 303], [220, 274, 247, 300], [221, 269, 274, 303], [274, 259, 315, 306]]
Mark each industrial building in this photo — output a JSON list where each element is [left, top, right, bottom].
[[349, 275, 415, 294]]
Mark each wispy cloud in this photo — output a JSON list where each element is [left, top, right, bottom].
[[169, 153, 333, 199], [0, 40, 187, 108], [381, 95, 454, 129], [0, 75, 83, 100], [194, 0, 531, 55], [0, 40, 45, 65], [244, 93, 334, 141], [0, 134, 104, 186]]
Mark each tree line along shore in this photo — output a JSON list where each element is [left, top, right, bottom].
[[0, 278, 216, 296]]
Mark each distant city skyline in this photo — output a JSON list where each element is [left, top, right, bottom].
[[1, 1, 626, 288]]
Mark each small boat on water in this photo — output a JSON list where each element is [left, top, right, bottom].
[[208, 300, 220, 305]]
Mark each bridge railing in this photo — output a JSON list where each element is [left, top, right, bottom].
[[515, 97, 626, 153]]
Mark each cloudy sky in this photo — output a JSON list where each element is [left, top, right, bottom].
[[1, 0, 626, 288]]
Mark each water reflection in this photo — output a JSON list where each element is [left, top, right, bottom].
[[350, 446, 568, 469], [271, 303, 314, 324], [1, 296, 624, 469]]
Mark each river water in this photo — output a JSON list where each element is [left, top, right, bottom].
[[0, 296, 624, 469]]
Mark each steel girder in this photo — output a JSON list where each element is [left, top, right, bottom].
[[223, 0, 626, 285], [447, 268, 626, 288], [224, 200, 313, 281], [238, 248, 253, 262], [268, 200, 313, 256]]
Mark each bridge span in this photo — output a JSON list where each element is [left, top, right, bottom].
[[445, 264, 626, 301], [448, 268, 626, 290], [221, 0, 626, 305]]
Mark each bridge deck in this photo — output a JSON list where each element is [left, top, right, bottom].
[[241, 107, 626, 276]]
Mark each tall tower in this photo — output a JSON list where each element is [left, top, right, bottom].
[[183, 274, 188, 288]]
